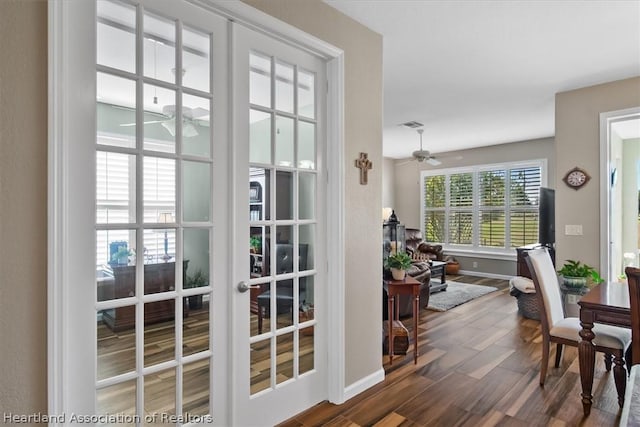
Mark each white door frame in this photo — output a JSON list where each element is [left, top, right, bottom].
[[599, 106, 640, 281], [48, 0, 346, 421]]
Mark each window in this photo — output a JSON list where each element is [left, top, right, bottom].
[[421, 160, 545, 253]]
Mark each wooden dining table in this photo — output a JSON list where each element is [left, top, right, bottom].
[[578, 281, 631, 416]]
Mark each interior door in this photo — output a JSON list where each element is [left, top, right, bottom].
[[231, 23, 328, 426], [92, 0, 230, 423]]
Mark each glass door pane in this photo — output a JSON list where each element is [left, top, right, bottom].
[[94, 2, 221, 421]]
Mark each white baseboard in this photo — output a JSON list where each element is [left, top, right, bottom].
[[457, 269, 513, 281], [341, 368, 385, 403]]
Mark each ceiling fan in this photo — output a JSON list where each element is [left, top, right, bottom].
[[120, 104, 209, 137], [399, 129, 442, 166]]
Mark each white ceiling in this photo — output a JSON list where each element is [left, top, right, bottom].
[[324, 0, 640, 159]]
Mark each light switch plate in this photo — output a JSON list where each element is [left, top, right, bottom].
[[565, 225, 583, 236]]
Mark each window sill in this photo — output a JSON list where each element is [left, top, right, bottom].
[[443, 248, 517, 262]]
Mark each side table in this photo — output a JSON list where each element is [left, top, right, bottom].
[[384, 275, 421, 365]]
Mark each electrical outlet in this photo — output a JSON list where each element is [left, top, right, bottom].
[[472, 261, 478, 268], [565, 224, 583, 236]]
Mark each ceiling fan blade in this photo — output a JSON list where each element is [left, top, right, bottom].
[[119, 119, 166, 127], [190, 107, 209, 118], [426, 158, 442, 166]]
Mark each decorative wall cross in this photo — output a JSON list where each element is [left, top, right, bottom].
[[355, 152, 372, 185]]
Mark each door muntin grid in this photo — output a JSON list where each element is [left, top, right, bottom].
[[95, 1, 215, 420], [248, 50, 318, 395]]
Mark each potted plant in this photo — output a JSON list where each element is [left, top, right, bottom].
[[250, 236, 261, 253], [384, 251, 413, 280], [185, 269, 208, 310], [557, 260, 604, 288]]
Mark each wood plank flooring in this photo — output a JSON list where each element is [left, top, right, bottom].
[[279, 275, 624, 427]]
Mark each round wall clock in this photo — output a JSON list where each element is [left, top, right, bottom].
[[563, 166, 590, 190]]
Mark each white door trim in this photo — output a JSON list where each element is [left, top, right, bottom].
[[48, 0, 346, 418], [599, 106, 640, 281], [48, 0, 98, 419]]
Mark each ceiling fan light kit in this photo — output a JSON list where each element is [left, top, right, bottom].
[[408, 128, 442, 166]]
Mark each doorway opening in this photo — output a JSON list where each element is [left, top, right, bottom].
[[601, 108, 640, 282]]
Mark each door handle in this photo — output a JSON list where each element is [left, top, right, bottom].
[[237, 281, 249, 293]]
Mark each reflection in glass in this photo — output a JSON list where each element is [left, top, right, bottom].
[[143, 84, 176, 153], [300, 275, 314, 323], [97, 151, 136, 224], [97, 380, 137, 425], [250, 109, 271, 164], [183, 360, 210, 417], [250, 52, 271, 108], [143, 156, 176, 223], [182, 26, 210, 93], [142, 229, 176, 267], [250, 168, 270, 221], [183, 228, 210, 289], [299, 224, 314, 271], [250, 225, 271, 277], [144, 300, 175, 367], [97, 73, 136, 149], [250, 339, 271, 394], [298, 172, 315, 220], [275, 116, 294, 167], [97, 309, 136, 381], [275, 61, 294, 113], [183, 161, 211, 222], [298, 121, 315, 169], [274, 232, 294, 275], [275, 225, 293, 249], [143, 12, 175, 84], [97, 0, 136, 73], [276, 171, 293, 220], [251, 282, 271, 337], [183, 306, 209, 356], [182, 93, 211, 157], [297, 69, 315, 119], [276, 332, 294, 384], [144, 368, 176, 424], [299, 327, 314, 375], [275, 279, 294, 329], [96, 230, 136, 302]]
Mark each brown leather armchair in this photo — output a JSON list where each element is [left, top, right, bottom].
[[405, 228, 444, 261]]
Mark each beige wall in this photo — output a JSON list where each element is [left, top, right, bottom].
[[382, 157, 396, 209], [242, 0, 384, 387], [0, 0, 48, 418], [555, 77, 640, 271]]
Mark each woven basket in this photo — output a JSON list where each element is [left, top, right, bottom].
[[509, 287, 541, 320]]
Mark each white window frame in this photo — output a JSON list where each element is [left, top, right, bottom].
[[420, 159, 547, 258]]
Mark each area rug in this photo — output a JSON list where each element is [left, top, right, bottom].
[[427, 281, 498, 312]]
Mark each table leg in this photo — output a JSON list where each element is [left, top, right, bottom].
[[579, 319, 596, 416], [413, 293, 419, 364], [388, 294, 394, 365], [441, 267, 445, 284]]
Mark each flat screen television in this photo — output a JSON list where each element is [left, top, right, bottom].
[[538, 187, 555, 248]]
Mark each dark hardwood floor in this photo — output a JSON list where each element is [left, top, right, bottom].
[[280, 275, 623, 427]]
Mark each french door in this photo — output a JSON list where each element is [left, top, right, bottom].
[[231, 24, 327, 425], [51, 0, 328, 425]]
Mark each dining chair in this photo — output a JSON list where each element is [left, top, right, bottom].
[[625, 266, 640, 366], [525, 248, 631, 393]]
